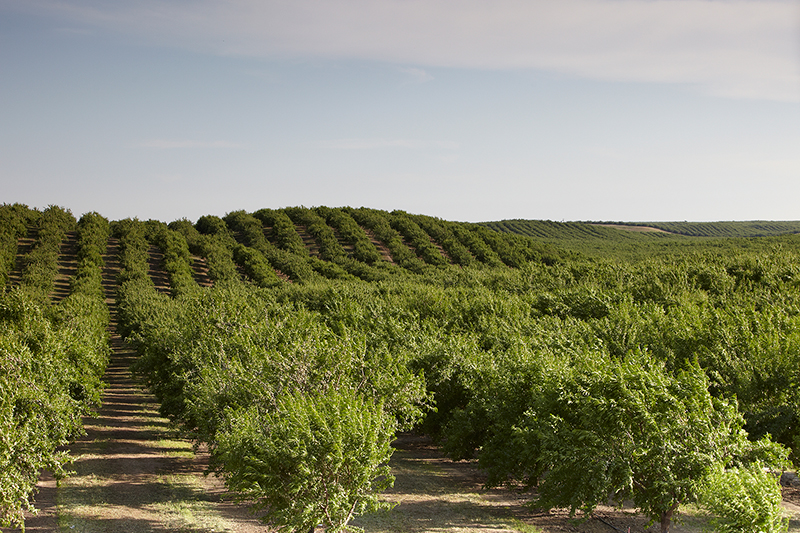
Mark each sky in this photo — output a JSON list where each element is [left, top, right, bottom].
[[1, 0, 799, 224]]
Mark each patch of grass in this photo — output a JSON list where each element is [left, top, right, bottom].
[[506, 519, 544, 533], [351, 445, 536, 533], [143, 498, 237, 532], [152, 439, 195, 457], [57, 471, 236, 533]]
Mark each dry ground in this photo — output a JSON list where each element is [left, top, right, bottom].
[[52, 337, 270, 533], [355, 434, 800, 533]]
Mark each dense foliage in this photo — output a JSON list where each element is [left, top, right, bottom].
[[1, 211, 109, 529], [471, 355, 786, 532], [317, 206, 383, 265], [0, 204, 39, 286], [483, 219, 800, 240], [219, 388, 397, 532], [19, 206, 76, 303], [627, 221, 800, 238], [4, 205, 798, 531], [123, 209, 800, 530], [482, 218, 646, 240], [698, 464, 789, 533]]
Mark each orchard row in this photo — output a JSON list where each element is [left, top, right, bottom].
[[3, 204, 799, 532], [1, 205, 109, 528], [125, 210, 799, 532]]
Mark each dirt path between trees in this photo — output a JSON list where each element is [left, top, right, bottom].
[[54, 334, 270, 533], [50, 239, 270, 532], [2, 238, 270, 533]]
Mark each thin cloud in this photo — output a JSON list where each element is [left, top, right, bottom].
[[324, 138, 460, 150], [138, 139, 244, 149], [9, 0, 800, 101], [399, 67, 433, 83]]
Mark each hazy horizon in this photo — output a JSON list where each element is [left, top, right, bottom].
[[2, 1, 799, 223]]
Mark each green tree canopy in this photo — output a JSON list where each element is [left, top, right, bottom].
[[505, 355, 786, 533], [217, 387, 396, 533]]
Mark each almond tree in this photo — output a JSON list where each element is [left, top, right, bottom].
[[217, 388, 396, 533], [508, 356, 787, 533]]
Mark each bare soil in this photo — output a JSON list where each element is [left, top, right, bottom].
[[362, 227, 394, 263], [295, 225, 322, 257], [51, 231, 78, 302], [6, 226, 36, 288], [146, 245, 172, 294], [330, 226, 357, 258], [190, 255, 214, 288], [357, 434, 800, 533], [357, 434, 699, 533], [53, 335, 270, 533]]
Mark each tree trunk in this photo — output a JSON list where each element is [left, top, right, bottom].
[[660, 505, 677, 533]]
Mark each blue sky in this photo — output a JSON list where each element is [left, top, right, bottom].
[[1, 0, 799, 223]]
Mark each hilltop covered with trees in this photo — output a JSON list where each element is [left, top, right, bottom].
[[2, 204, 798, 532]]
